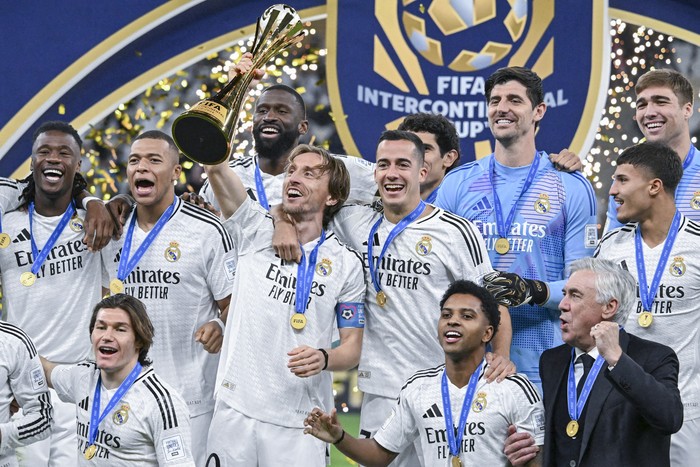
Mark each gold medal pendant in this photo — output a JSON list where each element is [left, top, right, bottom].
[[451, 455, 462, 467], [84, 444, 97, 460], [566, 420, 579, 438], [494, 237, 510, 255], [0, 232, 10, 248], [110, 278, 125, 295], [20, 271, 36, 287], [638, 311, 653, 328], [290, 313, 307, 330], [376, 290, 387, 307]]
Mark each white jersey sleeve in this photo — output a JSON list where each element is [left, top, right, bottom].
[[0, 323, 52, 457], [332, 154, 377, 204], [0, 178, 24, 215]]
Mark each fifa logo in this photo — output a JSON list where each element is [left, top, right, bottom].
[[329, 0, 605, 162]]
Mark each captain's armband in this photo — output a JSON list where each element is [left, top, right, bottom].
[[335, 302, 365, 328]]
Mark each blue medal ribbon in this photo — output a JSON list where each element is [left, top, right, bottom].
[[253, 160, 270, 211], [294, 230, 326, 315], [367, 201, 426, 295], [489, 152, 541, 239], [88, 362, 142, 448], [28, 202, 75, 275], [681, 145, 695, 171], [117, 199, 177, 282], [441, 360, 484, 460], [567, 349, 605, 425], [634, 210, 681, 311], [424, 187, 439, 205]]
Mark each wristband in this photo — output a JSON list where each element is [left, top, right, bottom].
[[209, 317, 225, 330], [333, 430, 345, 445], [81, 196, 102, 210], [319, 348, 329, 370]]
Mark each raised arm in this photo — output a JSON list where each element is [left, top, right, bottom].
[[203, 161, 249, 219]]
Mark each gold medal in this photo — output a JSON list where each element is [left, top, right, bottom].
[[20, 271, 36, 287], [451, 455, 462, 467], [110, 278, 125, 295], [84, 444, 97, 460], [0, 232, 10, 248], [566, 420, 579, 438], [376, 290, 387, 307], [494, 237, 510, 255], [638, 311, 653, 328], [290, 313, 307, 330]]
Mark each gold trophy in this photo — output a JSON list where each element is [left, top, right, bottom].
[[172, 4, 305, 164]]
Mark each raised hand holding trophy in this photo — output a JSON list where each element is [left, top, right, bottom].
[[172, 4, 305, 164]]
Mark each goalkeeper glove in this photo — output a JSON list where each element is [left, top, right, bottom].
[[483, 271, 549, 307]]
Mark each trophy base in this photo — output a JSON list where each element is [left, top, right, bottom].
[[172, 112, 230, 165]]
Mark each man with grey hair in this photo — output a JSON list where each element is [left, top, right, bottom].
[[504, 257, 682, 467]]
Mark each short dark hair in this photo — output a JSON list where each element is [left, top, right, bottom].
[[260, 84, 307, 118], [286, 144, 349, 227], [398, 113, 460, 172], [377, 130, 425, 165], [22, 120, 86, 208], [439, 280, 500, 340], [636, 69, 694, 106], [616, 141, 683, 193], [89, 294, 154, 366], [32, 120, 82, 150], [133, 130, 180, 161], [485, 66, 544, 108]]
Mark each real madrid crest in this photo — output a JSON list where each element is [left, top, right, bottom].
[[164, 241, 181, 262], [669, 256, 686, 277], [69, 216, 84, 232], [691, 191, 700, 210], [534, 194, 550, 214], [472, 392, 487, 413], [415, 235, 432, 256], [316, 258, 332, 276], [112, 403, 130, 425]]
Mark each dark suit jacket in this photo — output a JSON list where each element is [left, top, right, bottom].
[[540, 329, 683, 467]]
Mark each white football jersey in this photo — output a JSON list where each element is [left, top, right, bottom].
[[374, 365, 545, 467], [0, 207, 105, 362], [52, 362, 194, 466], [216, 198, 366, 427], [331, 204, 494, 397], [0, 322, 52, 467], [199, 153, 377, 210], [595, 216, 700, 420], [101, 199, 235, 416]]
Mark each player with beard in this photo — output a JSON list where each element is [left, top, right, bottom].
[[203, 144, 366, 466], [198, 54, 376, 211], [272, 130, 515, 467]]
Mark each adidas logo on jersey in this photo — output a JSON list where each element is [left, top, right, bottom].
[[11, 228, 31, 244], [471, 197, 493, 212], [422, 403, 443, 419], [79, 396, 89, 411]]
